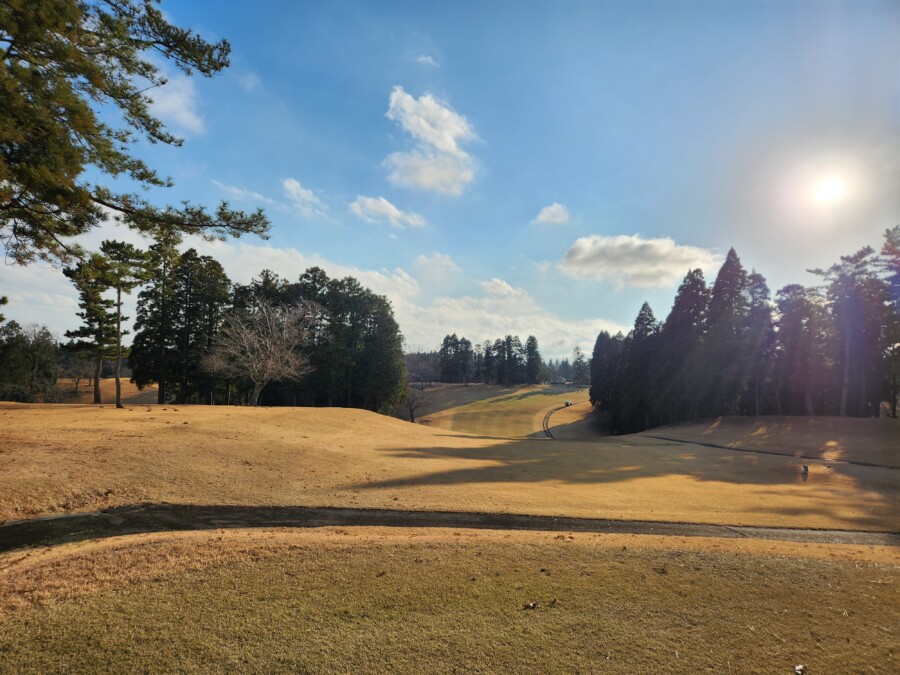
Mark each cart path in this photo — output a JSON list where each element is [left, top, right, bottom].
[[1, 504, 897, 554]]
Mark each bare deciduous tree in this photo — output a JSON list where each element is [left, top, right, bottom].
[[405, 381, 432, 423], [204, 297, 317, 406]]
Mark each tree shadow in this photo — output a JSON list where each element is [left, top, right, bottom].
[[352, 434, 899, 532], [2, 503, 896, 555]]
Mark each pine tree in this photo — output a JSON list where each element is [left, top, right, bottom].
[[572, 346, 590, 387], [810, 247, 884, 416], [63, 254, 116, 403], [657, 269, 709, 422], [129, 231, 181, 403], [589, 331, 623, 409], [524, 335, 543, 384], [171, 250, 231, 403], [100, 240, 148, 408], [611, 302, 660, 432], [743, 271, 775, 416], [703, 248, 750, 416], [880, 226, 900, 417], [1, 0, 269, 265]]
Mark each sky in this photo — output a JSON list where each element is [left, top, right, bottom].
[[3, 0, 899, 358]]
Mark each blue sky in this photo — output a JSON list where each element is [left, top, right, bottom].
[[4, 0, 898, 357]]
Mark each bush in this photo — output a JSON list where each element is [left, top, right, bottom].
[[0, 384, 33, 402]]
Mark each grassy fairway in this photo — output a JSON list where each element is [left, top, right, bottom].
[[1, 394, 897, 672], [1, 529, 896, 673], [416, 383, 588, 437], [1, 403, 896, 530]]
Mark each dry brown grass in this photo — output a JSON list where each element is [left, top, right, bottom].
[[0, 402, 896, 531], [417, 383, 588, 437], [0, 528, 896, 673], [642, 415, 900, 467], [2, 394, 897, 671]]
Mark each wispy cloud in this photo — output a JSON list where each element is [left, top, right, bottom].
[[416, 54, 439, 67], [384, 86, 476, 196], [350, 196, 425, 229], [211, 180, 277, 205], [282, 178, 328, 219], [562, 234, 722, 289], [532, 203, 570, 225]]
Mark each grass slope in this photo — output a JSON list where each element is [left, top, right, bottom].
[[417, 383, 588, 437], [0, 403, 896, 531], [1, 528, 896, 673]]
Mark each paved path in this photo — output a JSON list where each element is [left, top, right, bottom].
[[1, 504, 896, 553]]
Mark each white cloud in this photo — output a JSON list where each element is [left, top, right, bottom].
[[148, 74, 205, 135], [532, 202, 570, 225], [384, 86, 476, 196], [416, 55, 439, 67], [350, 196, 425, 229], [211, 180, 277, 205], [384, 151, 474, 197], [561, 234, 722, 289], [282, 178, 328, 219]]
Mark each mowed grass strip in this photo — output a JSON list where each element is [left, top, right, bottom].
[[417, 383, 588, 437], [0, 404, 896, 531], [0, 529, 896, 673]]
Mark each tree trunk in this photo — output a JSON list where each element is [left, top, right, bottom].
[[115, 286, 123, 409], [250, 382, 264, 406], [839, 314, 851, 416], [93, 353, 102, 404]]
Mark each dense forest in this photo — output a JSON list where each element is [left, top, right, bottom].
[[0, 234, 406, 413], [591, 228, 899, 432]]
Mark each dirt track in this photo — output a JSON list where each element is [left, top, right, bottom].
[[1, 503, 896, 553]]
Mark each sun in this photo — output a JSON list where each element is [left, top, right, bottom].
[[811, 175, 849, 207]]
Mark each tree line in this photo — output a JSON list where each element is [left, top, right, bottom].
[[1, 231, 406, 412], [407, 334, 590, 386], [590, 228, 900, 433]]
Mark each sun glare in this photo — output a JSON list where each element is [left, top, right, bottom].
[[811, 175, 849, 207]]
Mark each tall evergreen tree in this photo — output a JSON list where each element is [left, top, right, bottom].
[[100, 240, 147, 408], [171, 249, 231, 403], [524, 335, 543, 384], [63, 254, 115, 403], [571, 346, 590, 387], [743, 271, 775, 416], [657, 269, 709, 422], [703, 248, 750, 416], [611, 302, 660, 432], [129, 231, 181, 403], [880, 226, 900, 417], [811, 247, 885, 417], [773, 285, 833, 415], [589, 331, 623, 409]]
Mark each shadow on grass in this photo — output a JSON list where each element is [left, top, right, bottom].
[[2, 503, 897, 554], [353, 431, 900, 532]]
